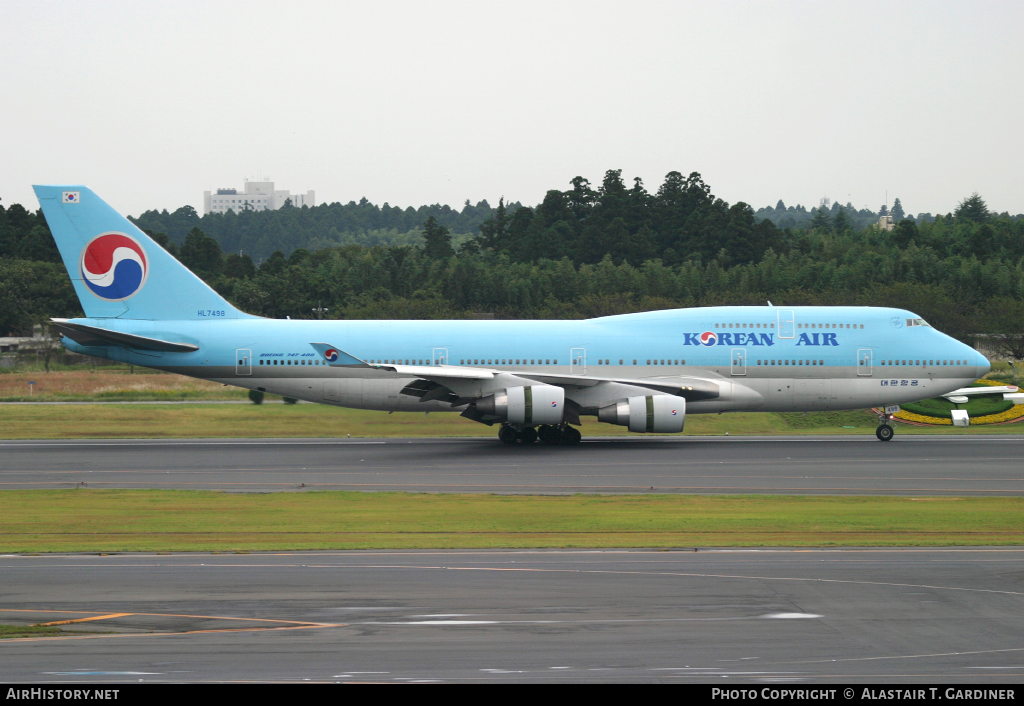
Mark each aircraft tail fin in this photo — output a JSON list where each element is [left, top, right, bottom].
[[33, 185, 251, 320]]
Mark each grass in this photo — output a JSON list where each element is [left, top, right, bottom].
[[0, 624, 64, 639], [2, 367, 1021, 438], [902, 396, 1014, 419], [0, 369, 245, 402], [1, 403, 1021, 439], [1, 490, 1022, 552]]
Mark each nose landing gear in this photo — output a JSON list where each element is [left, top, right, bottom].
[[875, 411, 895, 441]]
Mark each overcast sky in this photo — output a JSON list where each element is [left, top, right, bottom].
[[2, 0, 1021, 218]]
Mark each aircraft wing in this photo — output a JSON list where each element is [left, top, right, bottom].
[[514, 372, 720, 401], [309, 342, 720, 401], [309, 343, 494, 379]]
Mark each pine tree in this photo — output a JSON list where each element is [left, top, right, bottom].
[[954, 193, 991, 223], [422, 216, 454, 259], [891, 198, 905, 221]]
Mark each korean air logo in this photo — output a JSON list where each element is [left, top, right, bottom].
[[551, 401, 558, 408], [324, 349, 340, 362], [671, 409, 678, 416], [699, 331, 718, 347], [80, 233, 148, 301]]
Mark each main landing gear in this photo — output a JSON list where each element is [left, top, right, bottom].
[[499, 423, 581, 446], [875, 411, 895, 441]]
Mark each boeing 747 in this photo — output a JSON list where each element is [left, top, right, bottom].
[[36, 186, 989, 444]]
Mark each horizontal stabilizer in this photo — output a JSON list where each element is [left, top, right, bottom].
[[51, 319, 199, 352]]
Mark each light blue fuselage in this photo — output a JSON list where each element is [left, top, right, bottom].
[[61, 305, 986, 415]]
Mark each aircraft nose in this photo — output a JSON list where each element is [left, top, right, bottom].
[[966, 341, 990, 378]]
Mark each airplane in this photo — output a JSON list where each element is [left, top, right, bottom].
[[34, 185, 991, 444]]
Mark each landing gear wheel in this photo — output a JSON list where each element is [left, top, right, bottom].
[[498, 425, 518, 445], [876, 424, 894, 441], [519, 427, 538, 444], [561, 426, 582, 445], [538, 425, 561, 445]]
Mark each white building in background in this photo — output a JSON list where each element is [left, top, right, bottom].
[[203, 179, 315, 215]]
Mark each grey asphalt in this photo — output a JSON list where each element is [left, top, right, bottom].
[[1, 548, 1023, 683], [2, 435, 1024, 495]]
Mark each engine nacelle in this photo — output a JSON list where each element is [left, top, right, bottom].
[[598, 395, 685, 433], [476, 385, 565, 426]]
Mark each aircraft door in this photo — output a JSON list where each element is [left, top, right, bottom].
[[777, 310, 795, 338], [235, 348, 252, 376], [731, 348, 747, 376], [570, 347, 586, 374], [857, 348, 873, 376], [432, 348, 448, 366]]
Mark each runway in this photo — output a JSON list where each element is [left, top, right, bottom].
[[1, 548, 1023, 683], [2, 435, 1024, 495]]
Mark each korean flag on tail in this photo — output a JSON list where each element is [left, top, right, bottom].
[[62, 191, 80, 204]]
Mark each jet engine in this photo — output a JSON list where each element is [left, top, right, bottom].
[[475, 385, 565, 425], [598, 395, 685, 433]]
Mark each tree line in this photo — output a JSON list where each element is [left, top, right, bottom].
[[128, 196, 513, 262], [1, 171, 1022, 358]]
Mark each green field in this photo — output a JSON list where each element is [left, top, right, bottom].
[[2, 490, 1021, 552], [0, 624, 65, 639], [1, 402, 1021, 439], [902, 395, 1014, 419]]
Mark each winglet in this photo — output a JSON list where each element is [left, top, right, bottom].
[[309, 343, 370, 367]]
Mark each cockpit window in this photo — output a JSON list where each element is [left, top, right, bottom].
[[906, 318, 930, 327]]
